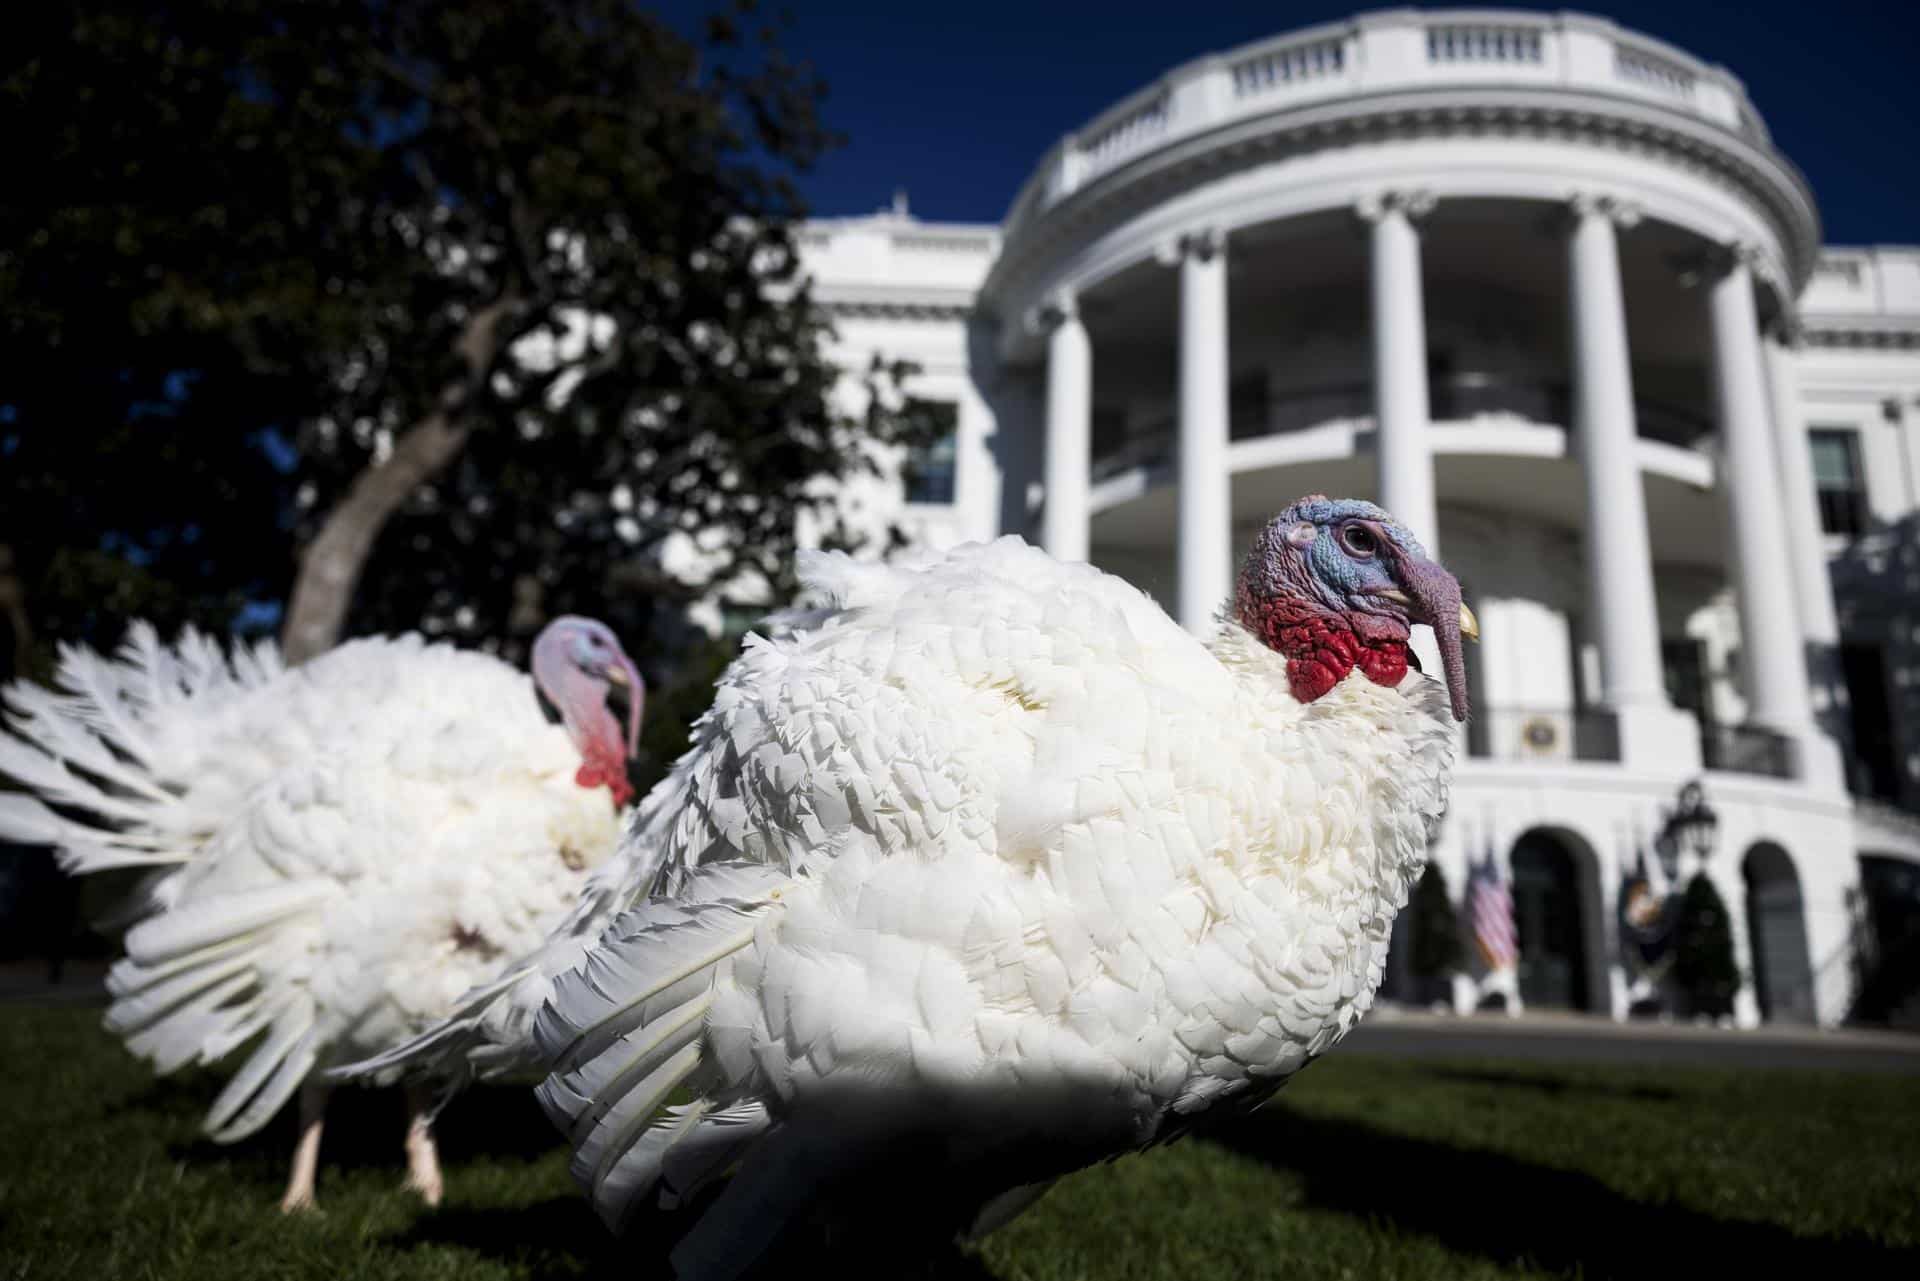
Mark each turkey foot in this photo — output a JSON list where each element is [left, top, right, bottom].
[[402, 1084, 444, 1207], [279, 1084, 330, 1213]]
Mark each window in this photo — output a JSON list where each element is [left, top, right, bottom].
[[901, 400, 957, 505], [1809, 429, 1866, 537]]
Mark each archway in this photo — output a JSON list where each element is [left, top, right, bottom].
[[1743, 843, 1815, 1024], [1510, 829, 1602, 1012]]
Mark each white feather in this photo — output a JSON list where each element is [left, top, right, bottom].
[[490, 533, 1459, 1277], [0, 621, 627, 1145]]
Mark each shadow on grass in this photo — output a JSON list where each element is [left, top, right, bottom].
[[388, 1195, 624, 1278], [1420, 1066, 1681, 1103], [389, 1185, 1003, 1281], [135, 1076, 573, 1205], [1204, 1103, 1920, 1276]]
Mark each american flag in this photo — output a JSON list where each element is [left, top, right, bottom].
[[1469, 854, 1518, 971]]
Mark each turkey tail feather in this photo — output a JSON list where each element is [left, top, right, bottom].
[[100, 882, 331, 1141], [204, 996, 320, 1142], [0, 622, 283, 878], [533, 862, 789, 1234]]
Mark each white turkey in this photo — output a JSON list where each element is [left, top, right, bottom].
[[344, 493, 1477, 1275], [0, 615, 643, 1211]]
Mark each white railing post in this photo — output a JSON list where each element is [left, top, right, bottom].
[[1055, 140, 1084, 200], [1170, 56, 1232, 131], [1557, 12, 1618, 84], [1694, 73, 1742, 132], [1354, 9, 1428, 87]]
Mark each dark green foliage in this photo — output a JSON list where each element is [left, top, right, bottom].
[[630, 630, 740, 799], [4, 1003, 1919, 1278], [0, 0, 938, 673], [1408, 862, 1463, 980], [1673, 872, 1741, 1018]]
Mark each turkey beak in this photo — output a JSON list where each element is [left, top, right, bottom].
[[604, 654, 644, 759], [1395, 555, 1473, 724]]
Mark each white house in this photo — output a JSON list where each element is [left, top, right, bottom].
[[795, 9, 1920, 1028]]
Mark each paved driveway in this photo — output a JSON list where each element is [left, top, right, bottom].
[[1353, 1007, 1920, 1074]]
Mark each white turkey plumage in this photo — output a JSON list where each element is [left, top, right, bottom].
[[0, 615, 643, 1210], [341, 494, 1478, 1276]]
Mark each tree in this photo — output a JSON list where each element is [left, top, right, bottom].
[[1672, 873, 1740, 1018], [1, 0, 937, 674], [1408, 863, 1464, 983]]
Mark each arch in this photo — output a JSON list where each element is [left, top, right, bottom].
[[1509, 826, 1607, 1013], [1743, 842, 1815, 1024]]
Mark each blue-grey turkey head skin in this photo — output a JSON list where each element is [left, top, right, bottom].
[[1235, 494, 1475, 721]]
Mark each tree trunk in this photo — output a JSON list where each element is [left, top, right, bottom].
[[279, 297, 517, 665]]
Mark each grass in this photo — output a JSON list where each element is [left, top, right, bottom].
[[1, 1002, 1917, 1280]]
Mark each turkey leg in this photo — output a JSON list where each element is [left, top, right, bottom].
[[402, 1083, 444, 1206], [279, 1083, 330, 1212]]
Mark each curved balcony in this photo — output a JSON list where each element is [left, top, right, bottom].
[[1088, 373, 1715, 483], [982, 7, 1819, 348], [1469, 706, 1623, 764], [1004, 9, 1774, 247]]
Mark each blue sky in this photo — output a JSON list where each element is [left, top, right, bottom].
[[654, 1, 1919, 245]]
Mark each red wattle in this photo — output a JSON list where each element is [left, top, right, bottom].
[[575, 753, 634, 809], [1239, 589, 1409, 707]]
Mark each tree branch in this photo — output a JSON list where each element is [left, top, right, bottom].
[[280, 294, 519, 663]]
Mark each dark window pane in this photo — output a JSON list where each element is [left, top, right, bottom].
[[903, 401, 958, 505], [1808, 429, 1865, 536]]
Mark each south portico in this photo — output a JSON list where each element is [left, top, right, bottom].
[[797, 9, 1920, 1030], [980, 6, 1845, 797]]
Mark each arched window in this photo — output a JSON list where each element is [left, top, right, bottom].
[[1743, 843, 1814, 1024], [1510, 830, 1599, 1012]]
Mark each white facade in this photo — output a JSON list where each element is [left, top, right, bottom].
[[795, 10, 1920, 1028]]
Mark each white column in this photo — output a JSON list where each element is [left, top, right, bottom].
[[1175, 229, 1232, 631], [1706, 248, 1815, 738], [1566, 196, 1672, 716], [1040, 293, 1091, 563], [1762, 328, 1840, 645], [1359, 189, 1439, 554]]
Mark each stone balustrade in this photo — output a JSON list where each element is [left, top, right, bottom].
[[1004, 9, 1769, 242]]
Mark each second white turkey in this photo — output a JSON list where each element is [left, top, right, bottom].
[[0, 615, 643, 1210]]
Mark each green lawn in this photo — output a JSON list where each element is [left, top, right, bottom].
[[2, 1001, 1916, 1280]]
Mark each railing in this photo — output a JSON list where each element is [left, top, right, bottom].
[[1613, 44, 1697, 101], [1701, 725, 1800, 779], [1004, 10, 1769, 244], [1469, 706, 1622, 763], [1088, 375, 1714, 476], [1426, 21, 1545, 65], [1078, 91, 1171, 179], [1231, 34, 1345, 99]]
